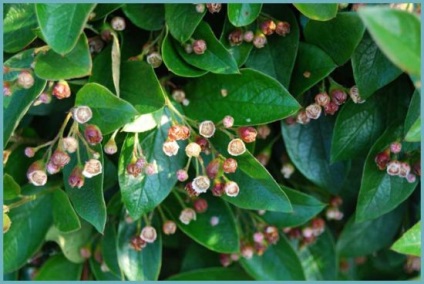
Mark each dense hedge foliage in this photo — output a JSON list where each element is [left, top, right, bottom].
[[3, 3, 421, 281]]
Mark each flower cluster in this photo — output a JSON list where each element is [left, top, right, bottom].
[[325, 196, 344, 221], [375, 141, 420, 183], [130, 225, 158, 251], [283, 217, 326, 248]]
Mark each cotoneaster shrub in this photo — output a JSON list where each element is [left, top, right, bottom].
[[3, 3, 421, 281]]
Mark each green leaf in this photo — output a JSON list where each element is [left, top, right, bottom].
[[120, 61, 166, 114], [405, 118, 420, 142], [404, 90, 420, 136], [245, 5, 299, 88], [337, 205, 405, 257], [4, 194, 53, 273], [304, 12, 365, 66], [289, 42, 337, 97], [117, 213, 162, 280], [358, 7, 420, 77], [391, 221, 421, 257], [35, 3, 95, 54], [281, 115, 349, 194], [45, 222, 93, 264], [164, 193, 240, 253], [168, 267, 253, 280], [75, 82, 138, 135], [219, 18, 253, 67], [331, 96, 386, 162], [240, 235, 305, 280], [88, 45, 115, 93], [4, 174, 21, 200], [184, 68, 300, 126], [262, 186, 326, 227], [210, 131, 292, 212], [34, 34, 92, 80], [299, 229, 337, 280], [34, 254, 83, 280], [165, 4, 205, 43], [180, 242, 221, 272], [4, 4, 38, 53], [4, 50, 47, 145], [175, 21, 239, 74], [118, 108, 187, 220], [293, 4, 338, 21], [91, 4, 123, 21], [351, 32, 402, 100], [101, 223, 122, 277], [227, 4, 262, 27], [123, 4, 164, 31], [355, 126, 418, 222], [162, 28, 208, 77], [89, 258, 121, 281], [52, 189, 81, 233], [62, 143, 107, 233]]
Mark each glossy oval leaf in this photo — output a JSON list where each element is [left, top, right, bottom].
[[101, 223, 122, 277], [184, 68, 300, 126], [299, 229, 337, 280], [391, 221, 421, 257], [168, 267, 252, 280], [88, 45, 115, 92], [120, 61, 166, 114], [89, 258, 121, 281], [358, 7, 420, 77], [164, 193, 240, 253], [117, 213, 162, 280], [245, 5, 299, 88], [165, 4, 205, 43], [281, 115, 349, 194], [304, 12, 365, 66], [34, 34, 92, 80], [75, 82, 139, 135], [227, 4, 262, 27], [123, 4, 164, 31], [293, 4, 338, 21], [210, 131, 292, 212], [4, 4, 38, 53], [62, 143, 107, 234], [337, 205, 405, 257], [35, 3, 95, 54], [34, 254, 83, 280], [289, 42, 337, 97], [240, 235, 305, 280], [262, 186, 326, 227], [404, 90, 420, 138], [405, 118, 420, 142], [4, 174, 21, 200], [355, 126, 419, 222], [351, 32, 402, 100], [331, 96, 386, 162], [4, 194, 53, 273], [118, 108, 187, 220], [52, 189, 81, 233], [175, 21, 239, 74]]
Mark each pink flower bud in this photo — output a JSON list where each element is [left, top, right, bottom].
[[253, 232, 265, 244], [206, 3, 221, 13], [80, 247, 91, 259], [168, 125, 190, 141], [62, 137, 78, 153], [228, 138, 246, 156], [185, 182, 200, 197], [406, 173, 417, 183], [192, 175, 210, 193], [275, 21, 291, 36], [72, 106, 92, 124], [330, 196, 343, 207], [210, 216, 219, 226], [83, 159, 102, 178], [163, 140, 180, 156], [194, 198, 208, 213], [144, 163, 157, 175], [163, 220, 177, 235], [223, 158, 238, 174], [199, 120, 216, 138], [25, 147, 36, 158], [224, 181, 240, 197], [192, 39, 207, 55], [253, 33, 267, 48], [323, 101, 339, 115], [51, 149, 71, 168], [302, 227, 314, 238], [326, 207, 344, 220], [126, 162, 143, 178], [195, 136, 209, 152], [296, 110, 310, 124], [305, 103, 322, 120], [52, 80, 71, 99], [3, 82, 12, 96], [375, 150, 390, 170], [257, 125, 271, 139], [241, 244, 254, 259], [223, 115, 234, 128], [17, 71, 34, 89], [220, 254, 232, 267], [211, 182, 225, 196], [69, 166, 85, 188], [176, 169, 189, 182], [140, 226, 157, 243], [311, 217, 325, 235], [399, 162, 411, 177], [46, 161, 60, 175], [111, 16, 126, 31], [386, 160, 401, 176], [27, 160, 47, 186], [172, 89, 186, 103], [264, 226, 279, 244], [146, 52, 162, 68], [84, 124, 103, 145], [315, 92, 331, 106], [185, 142, 202, 158], [243, 30, 254, 42], [179, 208, 197, 225], [228, 29, 244, 46], [104, 137, 118, 155], [238, 126, 257, 143], [260, 20, 276, 35], [130, 236, 146, 251], [390, 142, 402, 154], [331, 89, 348, 105]]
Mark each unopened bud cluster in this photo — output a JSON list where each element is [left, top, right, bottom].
[[130, 225, 158, 252], [325, 196, 344, 221], [283, 217, 326, 248]]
